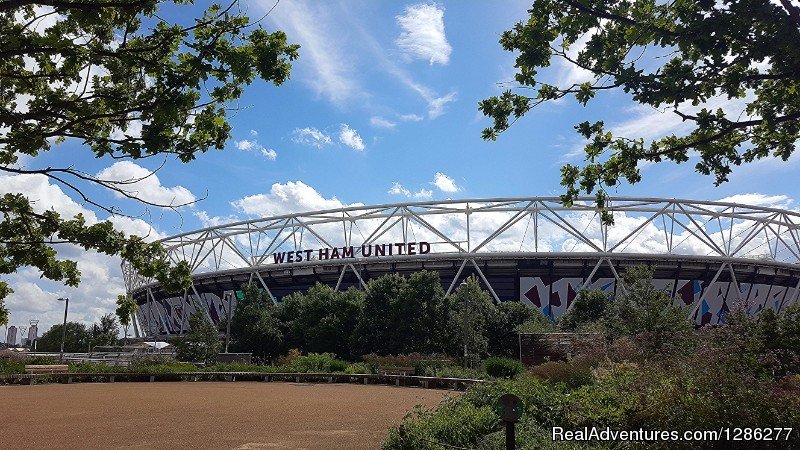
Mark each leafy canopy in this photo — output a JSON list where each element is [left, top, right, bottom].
[[480, 0, 800, 222], [174, 310, 221, 365], [115, 294, 137, 340], [0, 1, 298, 301]]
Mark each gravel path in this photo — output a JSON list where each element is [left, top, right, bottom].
[[0, 382, 452, 449]]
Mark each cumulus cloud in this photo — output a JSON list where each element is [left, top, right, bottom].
[[292, 127, 333, 148], [370, 116, 396, 129], [96, 161, 196, 207], [0, 172, 166, 335], [388, 182, 433, 200], [338, 124, 366, 151], [395, 3, 452, 65], [231, 181, 362, 218], [717, 193, 794, 210], [431, 172, 460, 192]]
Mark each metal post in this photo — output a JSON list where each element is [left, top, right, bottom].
[[225, 292, 232, 353], [505, 422, 515, 450], [58, 297, 69, 363], [462, 281, 468, 368]]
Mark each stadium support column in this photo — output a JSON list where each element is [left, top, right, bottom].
[[445, 260, 469, 297], [687, 262, 727, 321], [253, 271, 277, 305], [470, 259, 501, 303]]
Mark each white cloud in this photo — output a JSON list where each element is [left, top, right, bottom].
[[345, 14, 458, 119], [292, 127, 333, 148], [717, 193, 793, 209], [235, 136, 278, 160], [388, 182, 433, 200], [370, 116, 396, 129], [395, 3, 452, 65], [399, 113, 424, 122], [554, 30, 596, 87], [265, 0, 360, 104], [338, 124, 366, 151], [235, 139, 257, 151], [232, 181, 362, 218], [261, 148, 278, 160], [194, 210, 240, 228], [0, 172, 166, 335], [431, 172, 460, 192], [426, 91, 457, 119], [96, 161, 196, 207]]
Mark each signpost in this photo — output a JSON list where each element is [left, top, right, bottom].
[[495, 393, 523, 450]]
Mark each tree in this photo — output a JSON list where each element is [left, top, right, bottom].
[[447, 276, 495, 367], [174, 311, 220, 365], [89, 313, 119, 349], [350, 271, 452, 356], [480, 0, 800, 222], [278, 283, 363, 359], [116, 294, 137, 344], [486, 301, 533, 357], [229, 283, 283, 362], [559, 289, 611, 331], [351, 273, 407, 355], [603, 265, 692, 351], [0, 298, 8, 329], [0, 1, 299, 302], [37, 321, 91, 352]]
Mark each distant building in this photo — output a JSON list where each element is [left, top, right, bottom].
[[27, 325, 38, 343], [6, 326, 17, 346]]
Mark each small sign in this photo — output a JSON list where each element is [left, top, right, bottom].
[[495, 393, 523, 423]]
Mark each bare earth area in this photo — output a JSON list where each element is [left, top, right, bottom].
[[0, 382, 452, 449]]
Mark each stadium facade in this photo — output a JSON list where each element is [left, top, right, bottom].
[[123, 197, 800, 338]]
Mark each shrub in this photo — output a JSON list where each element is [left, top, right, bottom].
[[484, 357, 524, 378], [0, 359, 25, 374], [420, 364, 487, 380], [277, 348, 302, 366], [288, 352, 348, 373], [69, 362, 118, 373], [344, 363, 372, 374], [530, 358, 594, 389], [206, 362, 286, 373]]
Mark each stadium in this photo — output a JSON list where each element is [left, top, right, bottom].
[[122, 197, 800, 338]]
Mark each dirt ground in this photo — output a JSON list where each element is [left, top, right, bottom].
[[0, 381, 452, 449]]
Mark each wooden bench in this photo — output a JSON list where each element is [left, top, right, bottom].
[[377, 366, 415, 376], [24, 364, 69, 374]]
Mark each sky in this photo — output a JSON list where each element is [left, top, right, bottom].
[[3, 0, 800, 337]]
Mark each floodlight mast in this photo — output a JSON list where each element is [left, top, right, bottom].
[[56, 297, 69, 362]]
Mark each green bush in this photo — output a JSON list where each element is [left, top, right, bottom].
[[384, 403, 499, 450], [420, 364, 487, 380], [484, 357, 524, 378], [69, 362, 118, 373], [288, 352, 349, 373], [0, 359, 25, 374], [26, 355, 57, 365], [206, 362, 287, 373], [384, 377, 568, 449], [344, 363, 372, 374]]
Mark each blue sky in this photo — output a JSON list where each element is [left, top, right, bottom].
[[3, 0, 799, 334]]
